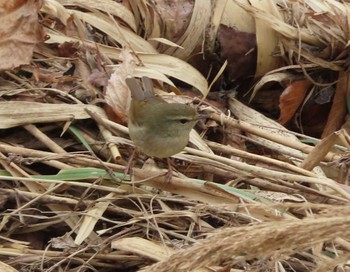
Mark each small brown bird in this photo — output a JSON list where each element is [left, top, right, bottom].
[[126, 76, 200, 157], [126, 77, 201, 178]]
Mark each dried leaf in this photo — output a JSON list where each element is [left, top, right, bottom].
[[251, 72, 294, 101], [58, 0, 137, 31], [151, 0, 194, 43], [301, 132, 338, 171], [163, 1, 211, 59], [51, 234, 77, 249], [75, 193, 114, 245], [111, 237, 175, 261], [42, 0, 71, 25], [218, 25, 256, 82], [250, 0, 281, 77], [278, 80, 312, 125], [0, 101, 106, 129], [0, 0, 45, 70], [105, 48, 137, 123], [0, 261, 18, 272]]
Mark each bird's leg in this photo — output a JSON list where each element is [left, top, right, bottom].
[[124, 148, 137, 178], [165, 157, 174, 182]]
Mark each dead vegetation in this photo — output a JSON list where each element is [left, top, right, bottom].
[[0, 0, 350, 271]]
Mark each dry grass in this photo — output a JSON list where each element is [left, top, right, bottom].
[[0, 1, 350, 272]]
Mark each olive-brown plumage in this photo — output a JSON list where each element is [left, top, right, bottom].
[[127, 77, 199, 158]]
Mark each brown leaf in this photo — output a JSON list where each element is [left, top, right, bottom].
[[57, 41, 79, 57], [151, 0, 193, 41], [278, 79, 312, 125], [104, 48, 138, 123], [218, 25, 257, 81], [0, 0, 45, 70]]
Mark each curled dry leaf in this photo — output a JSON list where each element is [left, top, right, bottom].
[[250, 0, 281, 77], [0, 0, 45, 70], [50, 234, 77, 249], [105, 48, 138, 123], [162, 1, 211, 60], [151, 0, 194, 43], [278, 79, 312, 125]]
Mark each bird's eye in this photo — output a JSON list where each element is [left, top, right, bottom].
[[179, 118, 189, 124]]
